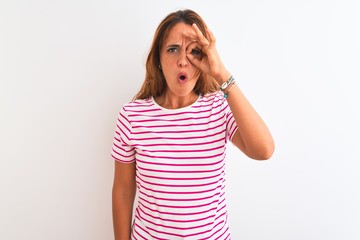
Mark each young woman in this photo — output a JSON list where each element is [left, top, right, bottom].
[[111, 9, 274, 240]]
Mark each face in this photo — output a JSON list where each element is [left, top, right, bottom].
[[159, 22, 202, 98]]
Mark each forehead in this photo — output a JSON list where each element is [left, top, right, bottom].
[[164, 22, 195, 43]]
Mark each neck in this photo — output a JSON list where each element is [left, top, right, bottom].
[[155, 91, 198, 109]]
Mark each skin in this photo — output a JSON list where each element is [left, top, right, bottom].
[[112, 161, 136, 240], [155, 22, 202, 109], [183, 23, 275, 160], [112, 22, 275, 240]]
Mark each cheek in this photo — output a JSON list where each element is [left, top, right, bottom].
[[161, 54, 178, 65], [190, 67, 201, 80]]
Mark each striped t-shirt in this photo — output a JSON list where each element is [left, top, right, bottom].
[[111, 91, 238, 240]]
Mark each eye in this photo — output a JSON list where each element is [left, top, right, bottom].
[[167, 47, 179, 53], [191, 48, 202, 58]]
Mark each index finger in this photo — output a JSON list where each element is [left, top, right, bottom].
[[192, 23, 209, 46], [182, 31, 198, 43]]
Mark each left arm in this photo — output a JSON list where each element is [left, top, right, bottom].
[[185, 24, 275, 160], [217, 72, 275, 160]]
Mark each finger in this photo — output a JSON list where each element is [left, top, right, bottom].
[[206, 28, 216, 44], [186, 41, 203, 54], [186, 52, 201, 68], [186, 41, 204, 62], [183, 32, 200, 49], [182, 31, 198, 40], [192, 23, 209, 46]]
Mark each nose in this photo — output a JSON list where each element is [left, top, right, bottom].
[[177, 48, 188, 67]]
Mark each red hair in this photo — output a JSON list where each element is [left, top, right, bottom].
[[133, 9, 218, 100]]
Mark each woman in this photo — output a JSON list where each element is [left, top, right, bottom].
[[111, 9, 274, 240]]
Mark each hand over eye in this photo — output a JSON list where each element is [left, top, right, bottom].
[[186, 42, 203, 60]]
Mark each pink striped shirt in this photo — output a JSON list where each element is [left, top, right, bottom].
[[111, 91, 238, 240]]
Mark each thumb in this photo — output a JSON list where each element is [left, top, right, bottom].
[[186, 53, 201, 68]]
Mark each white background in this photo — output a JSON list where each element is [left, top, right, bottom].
[[1, 0, 359, 239]]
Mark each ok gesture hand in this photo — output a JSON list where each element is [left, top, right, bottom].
[[184, 23, 230, 83]]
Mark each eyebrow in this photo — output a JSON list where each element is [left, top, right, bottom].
[[165, 44, 181, 49], [164, 41, 195, 50]]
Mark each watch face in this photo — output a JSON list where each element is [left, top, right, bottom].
[[221, 82, 228, 90]]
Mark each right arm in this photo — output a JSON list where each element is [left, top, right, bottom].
[[112, 161, 136, 240]]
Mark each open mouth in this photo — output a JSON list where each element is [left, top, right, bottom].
[[178, 73, 188, 82]]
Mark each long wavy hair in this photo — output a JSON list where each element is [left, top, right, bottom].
[[133, 9, 219, 100]]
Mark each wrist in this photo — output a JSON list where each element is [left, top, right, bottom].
[[215, 71, 231, 85], [219, 74, 236, 99], [219, 75, 235, 91]]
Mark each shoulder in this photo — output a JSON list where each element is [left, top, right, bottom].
[[118, 97, 162, 121], [201, 91, 224, 100], [199, 91, 226, 105], [121, 97, 155, 112], [197, 91, 230, 114]]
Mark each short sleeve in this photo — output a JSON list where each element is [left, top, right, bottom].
[[223, 98, 239, 142], [110, 107, 136, 163]]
